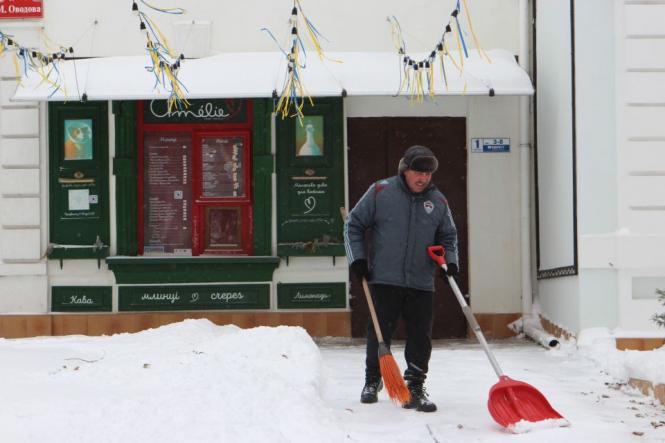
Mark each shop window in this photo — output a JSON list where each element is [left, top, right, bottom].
[[136, 100, 252, 256]]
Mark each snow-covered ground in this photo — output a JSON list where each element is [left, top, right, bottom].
[[0, 319, 663, 442]]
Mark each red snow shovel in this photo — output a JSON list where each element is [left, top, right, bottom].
[[427, 245, 568, 430]]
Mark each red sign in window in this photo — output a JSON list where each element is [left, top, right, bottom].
[[0, 1, 43, 19]]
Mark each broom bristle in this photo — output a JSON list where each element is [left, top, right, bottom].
[[379, 354, 411, 405]]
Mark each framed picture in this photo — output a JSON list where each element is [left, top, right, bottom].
[[64, 119, 93, 160], [205, 206, 241, 250], [295, 116, 324, 157]]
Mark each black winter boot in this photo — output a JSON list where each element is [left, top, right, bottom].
[[402, 383, 437, 412], [360, 378, 383, 404]]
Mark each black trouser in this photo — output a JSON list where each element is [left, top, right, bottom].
[[365, 284, 434, 385]]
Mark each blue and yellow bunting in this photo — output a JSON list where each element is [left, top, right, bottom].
[[388, 0, 490, 102]]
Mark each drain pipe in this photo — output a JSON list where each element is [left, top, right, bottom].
[[519, 0, 533, 322], [518, 0, 560, 349]]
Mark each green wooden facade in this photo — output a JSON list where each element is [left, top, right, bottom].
[[48, 102, 110, 259], [46, 98, 347, 313], [276, 98, 345, 257]]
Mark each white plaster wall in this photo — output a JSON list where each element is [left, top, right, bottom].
[[575, 0, 616, 237], [615, 1, 665, 330], [47, 260, 115, 286], [574, 0, 619, 333], [271, 257, 349, 283], [36, 0, 519, 57], [537, 276, 580, 334], [0, 24, 46, 312], [467, 96, 521, 313], [618, 269, 665, 331], [620, 4, 665, 237], [0, 276, 48, 313], [579, 269, 618, 330]]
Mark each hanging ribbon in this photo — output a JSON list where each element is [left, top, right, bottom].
[[0, 30, 73, 97], [133, 1, 188, 112], [388, 0, 490, 102], [264, 0, 340, 123]]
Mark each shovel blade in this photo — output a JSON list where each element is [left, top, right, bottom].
[[487, 375, 565, 428]]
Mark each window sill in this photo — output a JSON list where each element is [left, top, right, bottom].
[[277, 244, 345, 257], [106, 255, 280, 284], [48, 246, 110, 260]]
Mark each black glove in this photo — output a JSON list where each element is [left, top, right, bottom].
[[351, 259, 369, 281], [440, 262, 459, 279]]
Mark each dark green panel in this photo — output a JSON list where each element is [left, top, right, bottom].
[[252, 98, 273, 255], [48, 102, 110, 259], [252, 155, 272, 255], [251, 98, 272, 156], [106, 256, 279, 284], [277, 282, 346, 309], [52, 286, 112, 312], [143, 99, 248, 124], [276, 98, 345, 256], [119, 284, 269, 311], [112, 101, 138, 256]]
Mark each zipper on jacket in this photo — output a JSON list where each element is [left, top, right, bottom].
[[404, 195, 418, 286]]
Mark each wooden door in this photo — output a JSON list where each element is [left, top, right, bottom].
[[347, 117, 468, 339]]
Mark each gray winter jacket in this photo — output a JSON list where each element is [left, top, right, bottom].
[[344, 175, 458, 291]]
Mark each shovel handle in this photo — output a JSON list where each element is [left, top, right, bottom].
[[427, 245, 505, 379], [427, 245, 447, 268]]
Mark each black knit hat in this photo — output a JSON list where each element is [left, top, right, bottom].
[[398, 145, 439, 175]]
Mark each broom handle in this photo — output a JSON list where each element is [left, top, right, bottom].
[[362, 278, 386, 344], [339, 206, 387, 344], [427, 246, 504, 379]]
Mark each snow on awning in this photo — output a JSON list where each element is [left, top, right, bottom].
[[11, 49, 533, 102]]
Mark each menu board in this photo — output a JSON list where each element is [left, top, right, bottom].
[[201, 136, 245, 198], [143, 133, 192, 255]]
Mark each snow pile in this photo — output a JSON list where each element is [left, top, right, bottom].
[[1, 321, 664, 441], [0, 319, 342, 443], [572, 327, 665, 387]]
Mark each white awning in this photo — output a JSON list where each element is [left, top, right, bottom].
[[12, 49, 533, 102]]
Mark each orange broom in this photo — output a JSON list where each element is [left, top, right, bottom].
[[361, 278, 411, 405]]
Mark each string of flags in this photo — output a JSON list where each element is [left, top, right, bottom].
[[132, 0, 189, 112], [262, 0, 340, 123], [0, 29, 74, 98], [0, 0, 495, 113], [388, 0, 490, 102]]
